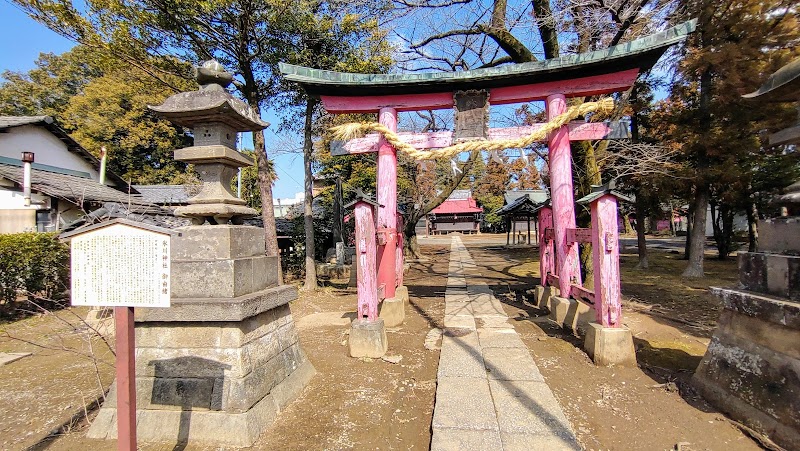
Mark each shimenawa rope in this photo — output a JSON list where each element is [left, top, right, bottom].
[[329, 97, 614, 160]]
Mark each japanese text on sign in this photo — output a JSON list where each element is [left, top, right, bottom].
[[70, 224, 171, 308]]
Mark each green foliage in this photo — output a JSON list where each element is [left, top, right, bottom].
[[659, 0, 800, 258], [0, 45, 196, 185], [0, 233, 70, 316], [0, 46, 103, 117]]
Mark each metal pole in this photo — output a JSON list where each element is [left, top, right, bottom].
[[99, 146, 107, 185]]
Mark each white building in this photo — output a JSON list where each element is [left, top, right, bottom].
[[0, 116, 139, 233]]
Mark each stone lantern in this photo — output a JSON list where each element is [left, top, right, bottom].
[[149, 60, 267, 224], [87, 61, 314, 447]]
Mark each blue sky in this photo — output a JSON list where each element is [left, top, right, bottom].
[[0, 1, 306, 199]]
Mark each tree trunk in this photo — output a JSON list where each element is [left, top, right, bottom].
[[718, 205, 734, 260], [682, 184, 709, 278], [251, 107, 283, 283], [578, 141, 602, 287], [302, 99, 317, 291], [747, 200, 758, 252], [683, 201, 694, 260], [403, 218, 425, 260], [635, 190, 649, 270], [623, 213, 635, 235]]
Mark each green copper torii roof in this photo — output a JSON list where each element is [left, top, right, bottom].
[[280, 20, 696, 97]]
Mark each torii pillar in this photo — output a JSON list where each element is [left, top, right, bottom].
[[547, 94, 581, 298], [376, 108, 407, 327]]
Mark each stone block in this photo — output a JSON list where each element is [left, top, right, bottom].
[[349, 318, 388, 358], [395, 285, 409, 304], [431, 428, 503, 451], [711, 288, 800, 329], [171, 225, 265, 260], [135, 305, 293, 349], [739, 252, 800, 300], [136, 284, 297, 322], [89, 352, 315, 447], [759, 217, 800, 254], [563, 299, 595, 333], [171, 255, 277, 299], [548, 296, 571, 327], [583, 322, 637, 366], [437, 333, 485, 379], [443, 314, 476, 329], [501, 432, 581, 451], [534, 285, 560, 309], [693, 325, 800, 439], [477, 328, 527, 349], [432, 376, 499, 431], [379, 297, 405, 327], [483, 348, 544, 382], [488, 380, 576, 441]]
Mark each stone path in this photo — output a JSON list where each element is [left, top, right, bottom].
[[431, 236, 580, 451]]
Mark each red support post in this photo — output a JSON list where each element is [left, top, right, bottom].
[[114, 306, 137, 451], [538, 206, 555, 286], [547, 94, 582, 297], [591, 194, 622, 327], [355, 201, 379, 320], [376, 107, 398, 300], [395, 213, 404, 288]]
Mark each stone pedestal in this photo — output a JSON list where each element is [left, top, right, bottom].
[[87, 225, 314, 447], [349, 318, 388, 358], [533, 285, 559, 309], [548, 296, 571, 326], [583, 323, 636, 366], [693, 287, 800, 450], [379, 285, 408, 327]]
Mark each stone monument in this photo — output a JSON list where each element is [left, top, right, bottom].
[[692, 57, 800, 450], [87, 61, 314, 447]]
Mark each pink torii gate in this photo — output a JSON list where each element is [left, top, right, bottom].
[[280, 21, 695, 363]]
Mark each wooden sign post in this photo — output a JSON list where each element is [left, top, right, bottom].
[[61, 219, 175, 451]]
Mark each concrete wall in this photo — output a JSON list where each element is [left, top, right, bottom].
[[0, 209, 35, 233], [0, 126, 97, 177]]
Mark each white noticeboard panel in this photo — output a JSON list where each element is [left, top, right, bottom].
[[70, 223, 171, 308]]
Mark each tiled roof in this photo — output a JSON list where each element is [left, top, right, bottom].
[[0, 163, 150, 206], [504, 190, 549, 205], [431, 198, 483, 215], [132, 185, 196, 205], [496, 193, 544, 215], [0, 116, 51, 128], [61, 202, 190, 232], [447, 189, 473, 200]]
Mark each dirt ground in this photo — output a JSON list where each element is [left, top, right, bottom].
[[0, 236, 766, 450]]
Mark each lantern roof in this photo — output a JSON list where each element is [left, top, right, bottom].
[[743, 57, 800, 103], [149, 60, 269, 131]]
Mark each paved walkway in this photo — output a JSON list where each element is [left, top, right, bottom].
[[431, 236, 580, 451]]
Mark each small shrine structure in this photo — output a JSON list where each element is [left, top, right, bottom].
[[280, 21, 694, 365], [87, 61, 314, 447], [428, 189, 483, 235], [693, 57, 800, 450], [496, 190, 550, 245]]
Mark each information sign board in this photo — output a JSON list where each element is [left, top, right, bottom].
[[68, 222, 171, 308]]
